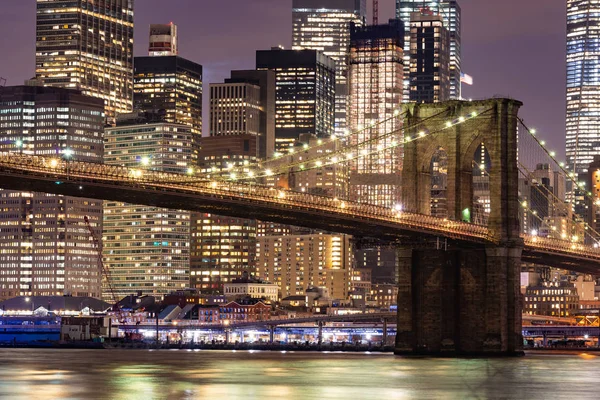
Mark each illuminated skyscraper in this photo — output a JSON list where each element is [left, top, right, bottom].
[[257, 48, 335, 154], [566, 0, 600, 176], [35, 0, 134, 124], [149, 23, 178, 56], [103, 113, 195, 300], [409, 10, 451, 103], [0, 84, 105, 300], [133, 56, 203, 150], [292, 0, 367, 136], [348, 20, 404, 207], [396, 0, 461, 100]]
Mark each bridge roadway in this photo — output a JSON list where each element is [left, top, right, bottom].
[[0, 153, 599, 272]]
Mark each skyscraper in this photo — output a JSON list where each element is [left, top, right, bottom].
[[35, 0, 134, 124], [210, 70, 277, 159], [133, 56, 203, 145], [103, 113, 195, 300], [292, 0, 367, 136], [566, 0, 600, 176], [396, 0, 461, 100], [0, 84, 105, 300], [191, 135, 260, 293], [409, 10, 451, 103], [348, 20, 404, 207], [257, 48, 336, 154]]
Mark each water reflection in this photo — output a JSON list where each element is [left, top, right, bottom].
[[0, 349, 597, 399]]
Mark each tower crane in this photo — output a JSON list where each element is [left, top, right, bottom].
[[373, 0, 379, 25]]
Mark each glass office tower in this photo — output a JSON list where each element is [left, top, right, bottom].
[[35, 0, 135, 124], [292, 0, 367, 136], [396, 0, 461, 100], [566, 0, 600, 176]]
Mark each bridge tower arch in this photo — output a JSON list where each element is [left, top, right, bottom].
[[396, 99, 524, 356]]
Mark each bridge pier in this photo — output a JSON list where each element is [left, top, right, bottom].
[[395, 243, 523, 356]]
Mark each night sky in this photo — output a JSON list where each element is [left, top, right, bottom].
[[0, 0, 566, 157]]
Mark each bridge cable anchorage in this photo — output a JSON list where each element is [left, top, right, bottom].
[[212, 107, 493, 184]]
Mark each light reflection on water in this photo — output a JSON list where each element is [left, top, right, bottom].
[[0, 349, 597, 399]]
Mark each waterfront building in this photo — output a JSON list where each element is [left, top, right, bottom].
[[292, 0, 367, 136], [0, 84, 105, 300], [256, 233, 353, 300], [348, 20, 404, 207], [256, 48, 335, 154], [103, 113, 195, 300], [149, 23, 178, 56], [524, 282, 580, 317], [566, 0, 600, 176], [223, 273, 279, 303], [396, 0, 461, 100], [35, 0, 134, 124], [409, 10, 451, 103], [133, 56, 203, 149]]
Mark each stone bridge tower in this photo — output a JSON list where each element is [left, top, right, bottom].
[[396, 98, 524, 356]]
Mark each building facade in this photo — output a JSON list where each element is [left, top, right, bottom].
[[256, 48, 335, 154], [566, 0, 600, 176], [103, 115, 195, 300], [35, 0, 134, 124], [292, 0, 367, 136], [524, 283, 580, 317], [396, 0, 461, 100], [0, 85, 105, 300], [191, 135, 261, 294], [409, 10, 451, 103], [348, 20, 404, 207], [256, 233, 353, 300], [133, 56, 203, 146]]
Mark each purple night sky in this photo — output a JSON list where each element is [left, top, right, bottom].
[[0, 0, 566, 157]]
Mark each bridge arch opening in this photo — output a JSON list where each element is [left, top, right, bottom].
[[430, 147, 448, 218], [471, 143, 492, 225]]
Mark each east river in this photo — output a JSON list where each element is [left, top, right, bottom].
[[0, 349, 598, 399]]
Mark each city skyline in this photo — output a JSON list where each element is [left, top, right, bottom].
[[0, 0, 566, 157]]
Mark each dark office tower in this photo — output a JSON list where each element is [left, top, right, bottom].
[[223, 70, 276, 159], [292, 0, 367, 137], [35, 0, 134, 125], [257, 48, 335, 154], [133, 56, 203, 150], [348, 20, 404, 208], [0, 84, 105, 300], [396, 0, 461, 100], [409, 10, 451, 103]]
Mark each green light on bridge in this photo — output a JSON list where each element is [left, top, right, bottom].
[[462, 208, 471, 223]]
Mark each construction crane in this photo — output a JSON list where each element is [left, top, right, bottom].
[[373, 0, 379, 25], [83, 215, 126, 324]]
